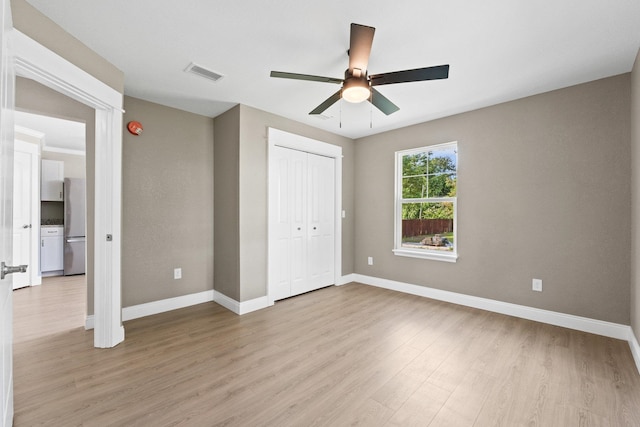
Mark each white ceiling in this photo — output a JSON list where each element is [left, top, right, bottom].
[[23, 0, 640, 139], [15, 111, 85, 155]]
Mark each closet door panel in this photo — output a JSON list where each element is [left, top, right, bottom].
[[269, 147, 293, 300], [289, 150, 307, 295], [307, 153, 335, 290]]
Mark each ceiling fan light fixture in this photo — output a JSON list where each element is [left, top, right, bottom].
[[342, 77, 370, 103], [270, 23, 449, 117]]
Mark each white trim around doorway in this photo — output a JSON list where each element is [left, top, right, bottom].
[[11, 30, 124, 348]]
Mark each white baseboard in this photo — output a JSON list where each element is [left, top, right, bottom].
[[123, 290, 214, 322], [213, 290, 270, 315], [351, 274, 640, 374], [85, 289, 214, 329], [630, 330, 640, 375], [337, 274, 356, 286], [85, 315, 94, 330]]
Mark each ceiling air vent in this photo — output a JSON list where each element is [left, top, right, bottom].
[[184, 62, 224, 82]]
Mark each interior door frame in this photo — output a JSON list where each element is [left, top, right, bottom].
[[11, 30, 124, 348], [267, 127, 342, 305]]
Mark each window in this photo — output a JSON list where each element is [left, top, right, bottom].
[[393, 142, 458, 262]]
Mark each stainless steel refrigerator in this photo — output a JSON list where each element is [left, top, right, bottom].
[[63, 178, 86, 275]]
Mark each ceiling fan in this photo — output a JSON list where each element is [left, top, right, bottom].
[[270, 23, 449, 116]]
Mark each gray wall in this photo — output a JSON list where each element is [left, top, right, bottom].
[[11, 0, 124, 93], [354, 74, 631, 324], [632, 50, 640, 340], [16, 77, 97, 314], [213, 106, 241, 301], [122, 96, 214, 307], [214, 104, 355, 302]]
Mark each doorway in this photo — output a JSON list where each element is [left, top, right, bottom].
[[12, 29, 124, 348], [13, 110, 88, 333]]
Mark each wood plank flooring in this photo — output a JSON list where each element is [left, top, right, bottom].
[[12, 277, 640, 426], [13, 275, 87, 343]]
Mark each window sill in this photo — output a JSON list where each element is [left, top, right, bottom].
[[392, 248, 458, 263]]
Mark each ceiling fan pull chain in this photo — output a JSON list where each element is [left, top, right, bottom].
[[370, 95, 373, 128], [340, 99, 342, 128]]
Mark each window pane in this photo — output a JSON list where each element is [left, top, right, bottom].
[[402, 153, 428, 177], [402, 176, 427, 198], [427, 173, 457, 198], [401, 202, 454, 251], [427, 147, 457, 174]]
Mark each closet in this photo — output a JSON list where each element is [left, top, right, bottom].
[[269, 144, 335, 301]]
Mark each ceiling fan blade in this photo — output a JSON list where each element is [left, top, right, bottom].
[[370, 64, 449, 86], [348, 23, 375, 74], [370, 88, 400, 115], [270, 71, 343, 85], [309, 90, 342, 115]]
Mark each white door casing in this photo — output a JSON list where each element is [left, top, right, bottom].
[[267, 128, 341, 304], [0, 0, 14, 423], [11, 30, 124, 348], [12, 140, 39, 289]]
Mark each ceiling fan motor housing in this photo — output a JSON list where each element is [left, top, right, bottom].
[[342, 69, 371, 103]]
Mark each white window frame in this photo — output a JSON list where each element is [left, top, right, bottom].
[[393, 141, 458, 262]]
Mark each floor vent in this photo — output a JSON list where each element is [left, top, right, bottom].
[[184, 62, 224, 82]]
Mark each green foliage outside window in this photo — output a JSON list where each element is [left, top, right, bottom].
[[401, 148, 457, 220]]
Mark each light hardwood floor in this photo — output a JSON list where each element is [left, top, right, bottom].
[[12, 277, 640, 426]]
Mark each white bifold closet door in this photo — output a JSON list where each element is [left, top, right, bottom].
[[270, 145, 335, 301]]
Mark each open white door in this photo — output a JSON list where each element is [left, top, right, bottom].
[[0, 0, 15, 423], [12, 140, 38, 289]]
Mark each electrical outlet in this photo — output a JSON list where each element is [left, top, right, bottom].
[[367, 257, 373, 266], [174, 268, 182, 280], [532, 278, 542, 292]]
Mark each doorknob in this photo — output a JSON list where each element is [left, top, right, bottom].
[[1, 262, 28, 280], [22, 224, 31, 229]]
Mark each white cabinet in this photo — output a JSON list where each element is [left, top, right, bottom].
[[41, 226, 64, 274], [41, 159, 64, 201]]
